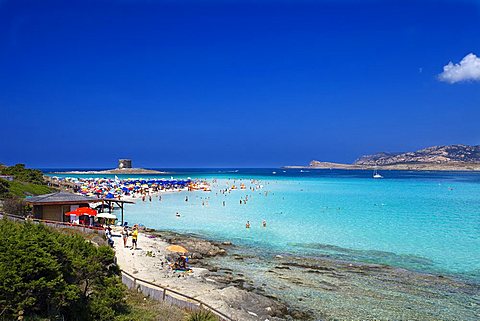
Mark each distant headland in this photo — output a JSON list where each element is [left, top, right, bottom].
[[285, 144, 480, 171], [51, 159, 166, 174]]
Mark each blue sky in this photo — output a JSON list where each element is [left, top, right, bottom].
[[1, 0, 479, 168]]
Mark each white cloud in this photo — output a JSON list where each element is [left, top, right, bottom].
[[438, 53, 480, 83]]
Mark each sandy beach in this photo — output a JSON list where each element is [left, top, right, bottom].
[[112, 228, 294, 321]]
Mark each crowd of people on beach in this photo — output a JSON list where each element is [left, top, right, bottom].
[[94, 176, 281, 290], [53, 176, 211, 200], [64, 176, 273, 254]]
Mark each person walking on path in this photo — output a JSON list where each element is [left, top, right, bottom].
[[121, 226, 129, 248], [105, 226, 114, 247], [131, 225, 138, 250]]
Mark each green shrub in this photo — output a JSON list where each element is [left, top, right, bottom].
[[0, 178, 9, 198], [0, 218, 128, 320], [186, 310, 219, 321], [1, 196, 29, 215], [1, 164, 45, 185]]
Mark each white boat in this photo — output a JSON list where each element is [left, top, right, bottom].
[[373, 169, 383, 179]]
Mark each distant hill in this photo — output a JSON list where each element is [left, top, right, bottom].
[[285, 145, 480, 171], [354, 145, 480, 166]]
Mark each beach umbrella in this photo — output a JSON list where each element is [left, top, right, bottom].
[[97, 213, 117, 219], [106, 193, 115, 199], [76, 207, 98, 216], [166, 245, 188, 253]]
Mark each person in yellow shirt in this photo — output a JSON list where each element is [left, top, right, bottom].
[[131, 225, 138, 250]]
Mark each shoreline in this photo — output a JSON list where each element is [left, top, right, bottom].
[[113, 227, 300, 321], [114, 227, 480, 321]]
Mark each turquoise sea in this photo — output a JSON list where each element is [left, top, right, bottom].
[[48, 169, 480, 283]]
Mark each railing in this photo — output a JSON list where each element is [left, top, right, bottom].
[[0, 213, 105, 234], [120, 269, 235, 321], [1, 213, 235, 321]]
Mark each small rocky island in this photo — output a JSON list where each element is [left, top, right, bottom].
[[53, 159, 166, 174], [286, 144, 480, 171]]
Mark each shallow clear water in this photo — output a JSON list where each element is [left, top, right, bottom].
[[48, 169, 480, 281]]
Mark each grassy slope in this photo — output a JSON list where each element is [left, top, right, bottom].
[[7, 180, 53, 197], [123, 290, 187, 321]]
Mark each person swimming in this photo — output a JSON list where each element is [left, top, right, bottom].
[[246, 221, 251, 229], [262, 220, 267, 228], [176, 212, 181, 217]]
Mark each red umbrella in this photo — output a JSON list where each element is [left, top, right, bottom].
[[65, 207, 97, 217], [76, 207, 98, 216]]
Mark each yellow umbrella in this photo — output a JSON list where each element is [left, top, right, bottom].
[[166, 245, 188, 253]]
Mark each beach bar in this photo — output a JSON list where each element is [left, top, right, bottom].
[[25, 192, 134, 224], [26, 192, 102, 222]]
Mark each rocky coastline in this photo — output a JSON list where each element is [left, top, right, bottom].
[[149, 229, 480, 321], [148, 229, 307, 320]]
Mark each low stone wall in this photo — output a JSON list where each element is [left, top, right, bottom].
[[120, 270, 234, 321]]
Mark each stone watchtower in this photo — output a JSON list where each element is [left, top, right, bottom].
[[118, 159, 132, 169]]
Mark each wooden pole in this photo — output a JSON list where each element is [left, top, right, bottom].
[[121, 203, 124, 226]]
